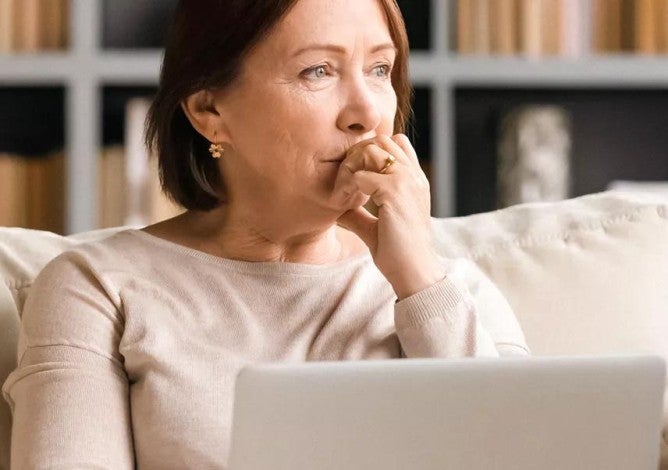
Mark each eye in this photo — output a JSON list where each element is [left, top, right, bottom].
[[373, 64, 392, 78], [302, 64, 330, 80]]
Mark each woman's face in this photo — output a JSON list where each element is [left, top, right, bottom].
[[215, 0, 398, 220]]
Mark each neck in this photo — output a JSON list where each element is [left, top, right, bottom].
[[183, 205, 354, 264]]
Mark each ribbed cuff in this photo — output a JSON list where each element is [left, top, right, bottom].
[[394, 275, 469, 330]]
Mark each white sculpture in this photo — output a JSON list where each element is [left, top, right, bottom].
[[497, 105, 572, 208]]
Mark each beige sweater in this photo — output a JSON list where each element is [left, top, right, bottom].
[[2, 228, 529, 469]]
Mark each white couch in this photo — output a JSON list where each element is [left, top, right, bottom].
[[1, 191, 667, 469]]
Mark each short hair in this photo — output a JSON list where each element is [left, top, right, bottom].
[[145, 0, 414, 211]]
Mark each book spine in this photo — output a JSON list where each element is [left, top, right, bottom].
[[457, 0, 475, 54], [41, 0, 66, 49], [0, 0, 15, 53], [471, 0, 491, 54], [542, 0, 562, 55], [124, 98, 152, 226], [519, 0, 542, 57], [99, 145, 127, 228], [0, 154, 28, 227], [490, 0, 517, 55], [16, 0, 41, 52], [635, 0, 658, 54], [656, 0, 668, 52]]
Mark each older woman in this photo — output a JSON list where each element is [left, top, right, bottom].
[[2, 0, 529, 468]]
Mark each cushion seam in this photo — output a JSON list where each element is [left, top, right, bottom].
[[463, 206, 667, 260]]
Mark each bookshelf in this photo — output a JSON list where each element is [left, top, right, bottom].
[[1, 0, 668, 233]]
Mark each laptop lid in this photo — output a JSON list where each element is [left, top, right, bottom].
[[229, 354, 665, 470]]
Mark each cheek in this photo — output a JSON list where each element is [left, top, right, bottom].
[[382, 89, 398, 132]]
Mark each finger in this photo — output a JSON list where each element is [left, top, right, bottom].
[[336, 206, 378, 248], [350, 170, 396, 207], [391, 134, 419, 165], [390, 134, 430, 187], [341, 143, 398, 175], [374, 134, 411, 165], [344, 138, 378, 168]]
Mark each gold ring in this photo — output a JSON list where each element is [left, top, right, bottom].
[[379, 154, 396, 174]]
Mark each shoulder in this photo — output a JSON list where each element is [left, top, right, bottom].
[[39, 230, 143, 277], [32, 229, 165, 303]]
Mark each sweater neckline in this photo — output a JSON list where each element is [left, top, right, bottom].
[[127, 229, 373, 276]]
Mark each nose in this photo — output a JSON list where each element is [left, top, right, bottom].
[[336, 75, 382, 135]]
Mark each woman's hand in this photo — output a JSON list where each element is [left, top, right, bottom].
[[333, 134, 446, 300]]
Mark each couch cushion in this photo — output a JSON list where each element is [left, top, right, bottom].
[[0, 282, 18, 470], [0, 226, 131, 470], [432, 190, 668, 466]]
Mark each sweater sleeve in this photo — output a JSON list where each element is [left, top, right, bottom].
[[1, 251, 135, 469], [394, 257, 531, 359]]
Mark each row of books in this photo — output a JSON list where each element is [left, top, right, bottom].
[[0, 98, 182, 234], [456, 0, 668, 57], [0, 151, 65, 232], [99, 97, 183, 229], [0, 0, 69, 53], [594, 0, 668, 53]]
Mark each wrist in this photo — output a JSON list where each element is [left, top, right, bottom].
[[390, 262, 447, 301]]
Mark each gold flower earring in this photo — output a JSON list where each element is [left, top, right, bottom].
[[208, 131, 224, 159]]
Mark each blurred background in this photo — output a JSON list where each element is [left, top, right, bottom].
[[0, 0, 667, 235]]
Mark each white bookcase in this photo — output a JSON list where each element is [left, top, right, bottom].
[[1, 0, 668, 233]]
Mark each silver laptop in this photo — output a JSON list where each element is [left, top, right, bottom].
[[229, 354, 665, 470]]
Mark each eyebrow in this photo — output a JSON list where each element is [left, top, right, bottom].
[[291, 43, 398, 58]]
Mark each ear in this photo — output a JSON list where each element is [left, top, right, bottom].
[[180, 89, 232, 144]]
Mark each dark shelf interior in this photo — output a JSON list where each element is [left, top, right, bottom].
[[101, 0, 431, 51], [410, 86, 432, 165], [102, 0, 177, 49], [0, 87, 65, 156], [397, 0, 431, 51], [102, 86, 157, 146], [455, 87, 668, 216]]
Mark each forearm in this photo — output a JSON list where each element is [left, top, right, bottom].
[[3, 345, 135, 470]]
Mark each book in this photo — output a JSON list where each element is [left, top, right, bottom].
[[635, 0, 659, 54], [124, 97, 183, 227], [518, 0, 542, 57], [471, 0, 491, 54], [561, 0, 590, 58], [0, 153, 27, 227], [656, 0, 668, 52], [41, 0, 68, 49], [23, 151, 64, 233], [98, 145, 127, 228], [0, 0, 15, 53], [593, 0, 621, 52], [15, 0, 41, 52], [489, 0, 517, 55], [620, 0, 636, 52], [0, 0, 68, 52], [541, 0, 562, 55], [124, 98, 151, 226], [0, 151, 64, 232], [457, 0, 475, 54]]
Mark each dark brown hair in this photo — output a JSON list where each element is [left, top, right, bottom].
[[146, 0, 413, 211]]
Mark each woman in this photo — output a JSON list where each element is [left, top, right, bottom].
[[2, 0, 530, 468]]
